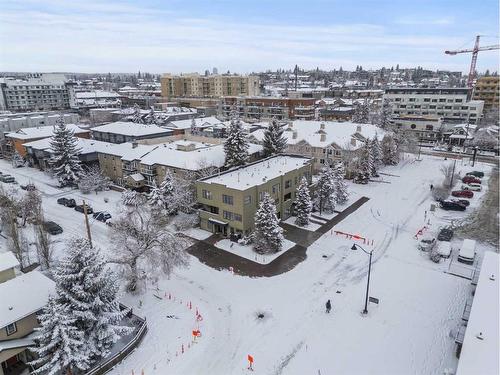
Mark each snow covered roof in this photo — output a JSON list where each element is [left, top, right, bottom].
[[97, 142, 156, 161], [75, 90, 121, 99], [0, 251, 19, 273], [139, 141, 262, 171], [201, 155, 311, 190], [249, 120, 385, 150], [91, 121, 172, 137], [167, 116, 222, 130], [6, 124, 89, 140], [0, 270, 55, 328], [456, 251, 499, 375], [128, 173, 145, 182], [24, 137, 116, 155]]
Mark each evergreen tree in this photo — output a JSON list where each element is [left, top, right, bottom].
[[49, 118, 83, 187], [332, 161, 349, 204], [132, 104, 144, 124], [190, 118, 197, 135], [253, 193, 284, 254], [262, 119, 287, 156], [145, 106, 157, 125], [354, 141, 373, 184], [30, 296, 90, 375], [224, 114, 249, 168], [11, 150, 24, 168], [294, 177, 312, 226], [352, 100, 370, 124], [370, 136, 382, 176], [381, 134, 399, 165], [147, 170, 190, 215], [314, 165, 336, 214], [376, 99, 392, 130], [54, 238, 130, 359]]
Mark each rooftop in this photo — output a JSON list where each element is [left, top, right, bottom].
[[91, 121, 172, 137], [6, 123, 89, 140], [0, 270, 55, 328], [75, 90, 121, 99], [0, 251, 20, 273], [24, 136, 116, 155], [200, 155, 311, 190], [456, 251, 499, 375]]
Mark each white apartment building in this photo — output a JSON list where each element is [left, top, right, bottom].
[[390, 115, 444, 143], [0, 112, 79, 138], [0, 74, 76, 112], [384, 88, 484, 125]]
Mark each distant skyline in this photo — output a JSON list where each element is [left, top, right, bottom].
[[0, 0, 498, 74]]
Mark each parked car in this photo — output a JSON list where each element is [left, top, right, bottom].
[[0, 175, 15, 183], [450, 199, 470, 207], [437, 228, 454, 241], [435, 241, 452, 258], [462, 176, 481, 184], [466, 171, 484, 178], [93, 211, 112, 222], [439, 200, 466, 211], [451, 190, 474, 198], [458, 239, 476, 264], [57, 197, 77, 207], [461, 183, 481, 192], [418, 234, 436, 252], [20, 183, 36, 191], [42, 221, 63, 235], [75, 204, 93, 214]]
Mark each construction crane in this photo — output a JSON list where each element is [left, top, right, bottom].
[[445, 35, 500, 89]]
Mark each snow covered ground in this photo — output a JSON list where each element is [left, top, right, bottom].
[[0, 155, 497, 375], [283, 216, 321, 231], [214, 238, 296, 264]]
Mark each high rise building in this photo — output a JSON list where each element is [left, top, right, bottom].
[[473, 76, 500, 110], [161, 73, 260, 98]]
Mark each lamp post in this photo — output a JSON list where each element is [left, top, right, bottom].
[[351, 243, 373, 315]]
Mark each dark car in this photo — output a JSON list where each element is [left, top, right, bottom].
[[75, 204, 93, 214], [437, 228, 454, 241], [57, 197, 68, 206], [452, 190, 474, 198], [20, 183, 36, 191], [57, 197, 77, 207], [450, 198, 470, 207], [93, 211, 112, 222], [462, 176, 481, 184], [439, 200, 466, 211], [43, 221, 63, 235], [466, 171, 484, 178]]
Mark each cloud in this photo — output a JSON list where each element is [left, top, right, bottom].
[[395, 16, 455, 26]]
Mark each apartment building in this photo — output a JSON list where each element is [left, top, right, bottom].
[[0, 112, 79, 138], [473, 76, 500, 110], [390, 115, 444, 143], [219, 96, 316, 121], [196, 155, 312, 236], [0, 73, 76, 112], [247, 120, 385, 173], [384, 88, 484, 124], [161, 74, 260, 98], [0, 253, 55, 375]]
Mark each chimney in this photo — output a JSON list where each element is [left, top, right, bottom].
[[320, 133, 326, 142], [292, 130, 298, 139], [132, 141, 138, 149], [356, 125, 362, 133], [320, 122, 325, 130], [350, 137, 356, 146]]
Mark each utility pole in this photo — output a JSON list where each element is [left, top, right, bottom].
[[82, 200, 93, 248], [449, 159, 457, 189]]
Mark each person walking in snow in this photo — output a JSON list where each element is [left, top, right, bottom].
[[326, 299, 331, 313], [430, 184, 434, 190]]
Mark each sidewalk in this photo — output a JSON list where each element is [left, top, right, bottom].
[[186, 197, 369, 277]]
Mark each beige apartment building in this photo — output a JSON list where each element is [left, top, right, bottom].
[[161, 73, 260, 98], [196, 155, 312, 237], [0, 252, 55, 375], [473, 76, 500, 110]]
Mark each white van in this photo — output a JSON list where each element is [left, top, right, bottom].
[[457, 239, 476, 264]]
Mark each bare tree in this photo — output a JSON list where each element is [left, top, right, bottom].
[[78, 166, 111, 194], [440, 162, 459, 188], [34, 208, 54, 270], [109, 204, 189, 292], [18, 189, 42, 227]]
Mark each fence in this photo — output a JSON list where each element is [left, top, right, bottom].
[[85, 312, 148, 375]]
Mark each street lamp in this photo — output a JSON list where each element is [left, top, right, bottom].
[[351, 243, 373, 315]]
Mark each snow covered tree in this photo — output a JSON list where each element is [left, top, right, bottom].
[[375, 99, 392, 130], [11, 151, 24, 167], [262, 119, 287, 156], [370, 136, 382, 176], [145, 106, 157, 125], [121, 189, 147, 207], [352, 100, 370, 123], [78, 166, 110, 194], [49, 118, 83, 187], [54, 238, 130, 359], [354, 140, 373, 184], [314, 166, 336, 214], [224, 115, 249, 168], [252, 193, 284, 254], [110, 204, 189, 292], [148, 170, 193, 215], [381, 134, 399, 165], [131, 104, 144, 124], [190, 118, 197, 135], [332, 161, 349, 204], [30, 296, 90, 375], [294, 177, 312, 226]]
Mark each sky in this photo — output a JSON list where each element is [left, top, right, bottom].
[[0, 0, 498, 74]]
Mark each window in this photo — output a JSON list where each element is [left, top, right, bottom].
[[426, 125, 434, 130], [244, 195, 252, 204], [222, 194, 233, 205], [223, 211, 233, 220], [410, 124, 416, 129], [320, 159, 325, 164], [259, 191, 266, 201], [285, 179, 292, 189], [272, 183, 280, 194], [6, 322, 17, 336], [202, 189, 212, 200], [234, 213, 242, 222], [284, 192, 292, 201]]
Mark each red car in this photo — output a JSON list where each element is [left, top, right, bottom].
[[452, 190, 474, 198], [462, 176, 481, 184]]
